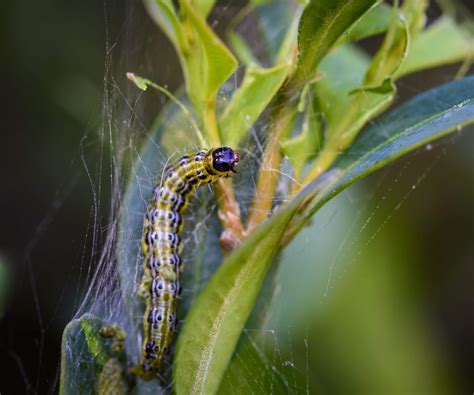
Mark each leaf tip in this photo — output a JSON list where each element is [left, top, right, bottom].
[[127, 72, 148, 91]]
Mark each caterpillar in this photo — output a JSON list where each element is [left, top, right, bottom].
[[130, 147, 240, 380]]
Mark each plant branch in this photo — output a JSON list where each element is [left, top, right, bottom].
[[246, 92, 297, 232]]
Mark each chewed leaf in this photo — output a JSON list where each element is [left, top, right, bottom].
[[60, 314, 129, 394]]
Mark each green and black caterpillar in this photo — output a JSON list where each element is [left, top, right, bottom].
[[130, 147, 240, 380]]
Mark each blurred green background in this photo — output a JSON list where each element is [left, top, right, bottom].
[[0, 1, 473, 393]]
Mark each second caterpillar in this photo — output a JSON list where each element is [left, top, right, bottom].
[[130, 147, 240, 380]]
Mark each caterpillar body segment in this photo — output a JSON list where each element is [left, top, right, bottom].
[[130, 147, 240, 380]]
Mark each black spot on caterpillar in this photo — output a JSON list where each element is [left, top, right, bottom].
[[130, 147, 240, 380]]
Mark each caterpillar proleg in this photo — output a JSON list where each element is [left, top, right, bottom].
[[130, 147, 240, 380]]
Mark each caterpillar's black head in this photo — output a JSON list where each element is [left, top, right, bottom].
[[210, 147, 240, 174]]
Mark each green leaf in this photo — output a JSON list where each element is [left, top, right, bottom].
[[220, 64, 291, 148], [173, 211, 293, 394], [396, 17, 474, 78], [143, 0, 186, 49], [218, 337, 291, 394], [315, 43, 371, 137], [145, 0, 237, 125], [320, 6, 409, 148], [364, 6, 411, 85], [173, 173, 339, 395], [179, 0, 238, 118], [336, 2, 392, 45], [329, 77, 396, 148], [304, 76, 474, 223], [341, 77, 396, 143], [295, 0, 379, 84], [363, 0, 429, 86]]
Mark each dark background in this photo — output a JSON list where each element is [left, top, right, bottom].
[[0, 1, 473, 393]]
